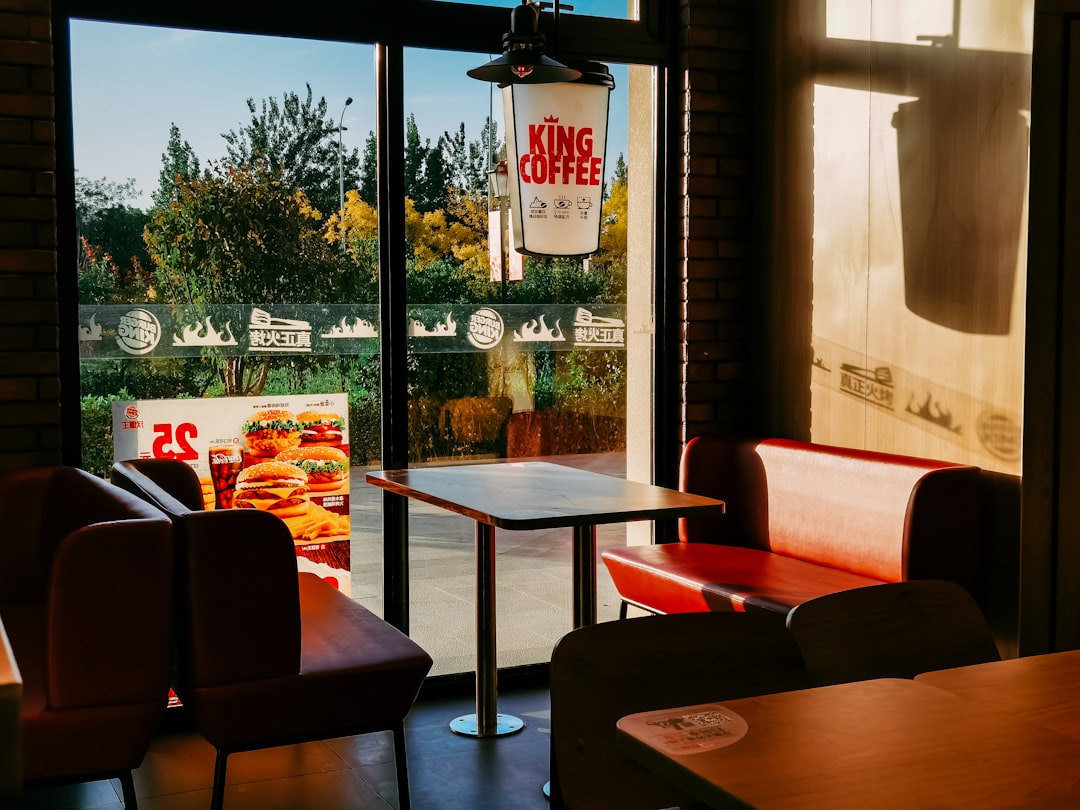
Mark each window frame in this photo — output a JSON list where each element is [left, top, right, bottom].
[[53, 0, 678, 632]]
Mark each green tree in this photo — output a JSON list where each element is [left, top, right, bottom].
[[404, 114, 450, 213], [358, 131, 377, 205], [143, 160, 341, 396], [74, 175, 152, 302], [152, 123, 201, 209], [441, 118, 499, 194], [418, 141, 449, 212], [612, 152, 628, 186], [75, 175, 139, 226], [404, 114, 426, 206], [221, 84, 360, 216], [76, 174, 214, 406]]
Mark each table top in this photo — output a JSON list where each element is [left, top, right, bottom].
[[365, 461, 726, 531], [916, 648, 1080, 741], [616, 678, 1080, 809]]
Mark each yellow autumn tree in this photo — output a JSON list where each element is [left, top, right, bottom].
[[592, 171, 628, 273], [323, 189, 378, 257], [325, 187, 489, 274]]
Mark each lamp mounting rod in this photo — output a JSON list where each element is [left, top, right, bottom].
[[466, 0, 581, 85]]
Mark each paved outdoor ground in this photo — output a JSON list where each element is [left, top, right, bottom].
[[349, 453, 628, 676]]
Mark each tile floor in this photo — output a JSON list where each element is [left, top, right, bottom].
[[4, 679, 555, 809]]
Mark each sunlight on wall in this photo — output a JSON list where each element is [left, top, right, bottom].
[[826, 0, 1033, 53], [809, 0, 1032, 474]]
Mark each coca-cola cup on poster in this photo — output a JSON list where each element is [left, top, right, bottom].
[[209, 440, 243, 509]]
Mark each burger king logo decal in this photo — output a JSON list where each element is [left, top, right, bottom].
[[976, 410, 1022, 461], [116, 308, 162, 355], [467, 308, 504, 350]]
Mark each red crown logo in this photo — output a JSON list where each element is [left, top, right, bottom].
[[543, 115, 559, 123]]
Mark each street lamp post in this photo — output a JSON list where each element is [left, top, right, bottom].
[[336, 97, 354, 252], [338, 97, 353, 213]]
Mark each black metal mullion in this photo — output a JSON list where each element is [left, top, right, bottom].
[[377, 42, 411, 632]]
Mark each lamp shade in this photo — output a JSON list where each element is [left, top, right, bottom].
[[467, 52, 581, 85], [502, 60, 614, 257]]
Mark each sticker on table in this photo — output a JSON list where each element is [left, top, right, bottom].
[[640, 704, 749, 754]]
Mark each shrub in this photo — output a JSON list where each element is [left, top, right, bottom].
[[80, 391, 130, 479]]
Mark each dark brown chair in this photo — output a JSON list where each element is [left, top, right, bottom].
[[548, 612, 811, 810], [0, 466, 173, 808], [785, 580, 1001, 686], [111, 458, 433, 810]]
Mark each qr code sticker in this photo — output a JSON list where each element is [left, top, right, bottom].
[[647, 709, 733, 731]]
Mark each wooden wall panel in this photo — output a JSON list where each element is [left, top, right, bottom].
[[801, 2, 1032, 476]]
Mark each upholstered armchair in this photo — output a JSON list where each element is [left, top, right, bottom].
[[111, 458, 433, 810], [0, 466, 173, 807]]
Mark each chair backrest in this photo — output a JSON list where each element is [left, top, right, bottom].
[[110, 457, 206, 514], [0, 466, 168, 604], [678, 436, 982, 587], [0, 468, 173, 789], [786, 580, 1001, 686], [549, 612, 811, 810], [111, 458, 302, 689]]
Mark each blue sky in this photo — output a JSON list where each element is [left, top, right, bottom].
[[69, 5, 630, 209]]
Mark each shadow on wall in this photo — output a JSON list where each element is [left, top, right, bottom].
[[894, 46, 1030, 335]]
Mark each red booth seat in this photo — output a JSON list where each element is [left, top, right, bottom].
[[601, 437, 981, 617]]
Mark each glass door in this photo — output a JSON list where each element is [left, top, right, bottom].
[[400, 46, 647, 674]]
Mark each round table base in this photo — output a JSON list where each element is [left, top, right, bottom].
[[449, 713, 525, 737]]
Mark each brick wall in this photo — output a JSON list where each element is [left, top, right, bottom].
[[675, 0, 756, 441], [0, 0, 60, 471]]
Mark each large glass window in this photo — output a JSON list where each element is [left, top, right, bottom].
[[68, 11, 656, 675], [72, 21, 378, 599]]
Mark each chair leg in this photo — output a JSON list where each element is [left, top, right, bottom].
[[548, 734, 565, 809], [211, 749, 229, 810], [118, 770, 139, 809], [619, 600, 628, 620], [392, 723, 412, 810]]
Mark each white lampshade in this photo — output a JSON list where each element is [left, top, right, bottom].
[[501, 61, 614, 257]]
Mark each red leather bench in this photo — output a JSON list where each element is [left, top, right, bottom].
[[601, 437, 982, 618]]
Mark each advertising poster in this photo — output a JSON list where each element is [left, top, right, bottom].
[[112, 393, 351, 594]]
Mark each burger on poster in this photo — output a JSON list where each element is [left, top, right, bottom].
[[275, 445, 350, 492], [233, 461, 310, 518], [242, 409, 302, 457], [297, 410, 345, 448]]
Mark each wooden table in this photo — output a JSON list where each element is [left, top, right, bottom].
[[366, 460, 726, 737], [0, 616, 22, 795], [616, 678, 1080, 809], [916, 648, 1080, 741]]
